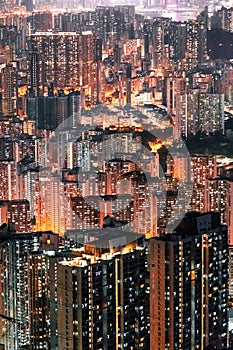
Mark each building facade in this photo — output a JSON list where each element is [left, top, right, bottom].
[[150, 212, 228, 350]]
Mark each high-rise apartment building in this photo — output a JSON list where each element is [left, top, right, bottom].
[[0, 231, 32, 350], [57, 230, 149, 350], [211, 6, 233, 31], [190, 155, 217, 212], [31, 32, 83, 89], [28, 233, 61, 350], [152, 17, 207, 71], [205, 177, 233, 245], [68, 90, 81, 127], [0, 161, 19, 200], [1, 63, 18, 117], [152, 18, 171, 70], [150, 212, 228, 350], [169, 21, 187, 63], [27, 89, 81, 130], [0, 230, 60, 350], [0, 199, 31, 232], [29, 51, 39, 96], [185, 19, 207, 69], [95, 6, 135, 42], [166, 75, 188, 115], [176, 89, 224, 136], [20, 167, 40, 221], [31, 11, 53, 32]]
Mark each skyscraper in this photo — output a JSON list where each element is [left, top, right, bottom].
[[29, 51, 39, 96], [152, 18, 170, 70], [0, 199, 31, 232], [57, 230, 149, 350], [28, 233, 61, 350], [0, 230, 61, 350], [190, 155, 217, 212], [68, 90, 81, 127], [176, 89, 224, 136], [1, 63, 18, 117], [31, 32, 82, 89], [150, 212, 228, 350]]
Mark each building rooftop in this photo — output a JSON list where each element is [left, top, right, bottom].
[[156, 211, 223, 241]]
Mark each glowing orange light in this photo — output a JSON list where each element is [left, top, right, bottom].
[[148, 140, 163, 152], [18, 85, 27, 96]]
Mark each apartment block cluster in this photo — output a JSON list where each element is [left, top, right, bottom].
[[0, 3, 232, 350], [0, 212, 229, 350], [0, 5, 231, 135]]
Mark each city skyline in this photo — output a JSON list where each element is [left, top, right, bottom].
[[0, 2, 232, 349]]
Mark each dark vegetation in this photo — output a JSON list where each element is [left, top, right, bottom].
[[183, 131, 233, 157], [208, 28, 233, 60]]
